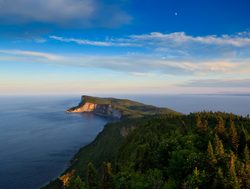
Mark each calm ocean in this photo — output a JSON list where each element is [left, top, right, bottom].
[[0, 96, 107, 189]]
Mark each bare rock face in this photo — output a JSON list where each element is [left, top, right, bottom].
[[67, 102, 97, 113], [67, 101, 121, 119]]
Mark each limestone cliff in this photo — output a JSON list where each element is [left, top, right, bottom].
[[67, 102, 97, 113]]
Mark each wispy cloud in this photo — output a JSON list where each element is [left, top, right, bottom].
[[50, 31, 250, 47], [49, 32, 250, 61], [0, 49, 62, 61], [49, 36, 136, 47], [1, 49, 249, 76], [129, 32, 250, 47]]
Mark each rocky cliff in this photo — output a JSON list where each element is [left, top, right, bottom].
[[67, 96, 122, 119]]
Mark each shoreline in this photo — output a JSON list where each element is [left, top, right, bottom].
[[40, 121, 108, 189]]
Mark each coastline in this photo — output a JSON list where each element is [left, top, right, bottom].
[[42, 95, 178, 188], [40, 121, 110, 189]]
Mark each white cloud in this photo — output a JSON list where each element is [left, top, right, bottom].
[[0, 0, 93, 23], [0, 0, 131, 27]]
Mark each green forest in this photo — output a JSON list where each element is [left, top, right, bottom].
[[45, 112, 250, 189]]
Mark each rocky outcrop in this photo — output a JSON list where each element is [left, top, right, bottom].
[[67, 100, 122, 119], [67, 102, 97, 113]]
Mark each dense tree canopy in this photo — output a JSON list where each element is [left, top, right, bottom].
[[44, 112, 250, 189]]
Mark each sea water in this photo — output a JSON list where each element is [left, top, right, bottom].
[[0, 96, 107, 189], [125, 94, 250, 116]]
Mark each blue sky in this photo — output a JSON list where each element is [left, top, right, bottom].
[[0, 0, 250, 95]]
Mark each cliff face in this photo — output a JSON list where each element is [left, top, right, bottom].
[[67, 102, 97, 113], [67, 99, 122, 119]]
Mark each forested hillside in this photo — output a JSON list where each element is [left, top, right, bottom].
[[44, 112, 250, 189]]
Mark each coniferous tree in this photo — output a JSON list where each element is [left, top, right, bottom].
[[213, 167, 225, 189], [101, 162, 114, 189], [242, 162, 250, 188], [196, 115, 203, 130], [218, 140, 225, 157], [215, 116, 225, 136], [207, 141, 217, 165], [229, 119, 239, 151], [229, 151, 237, 178], [203, 120, 208, 132], [229, 151, 240, 189], [238, 128, 247, 155], [196, 115, 207, 133], [214, 134, 220, 152], [243, 145, 249, 163], [186, 167, 203, 189], [214, 134, 225, 158], [87, 162, 99, 189]]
